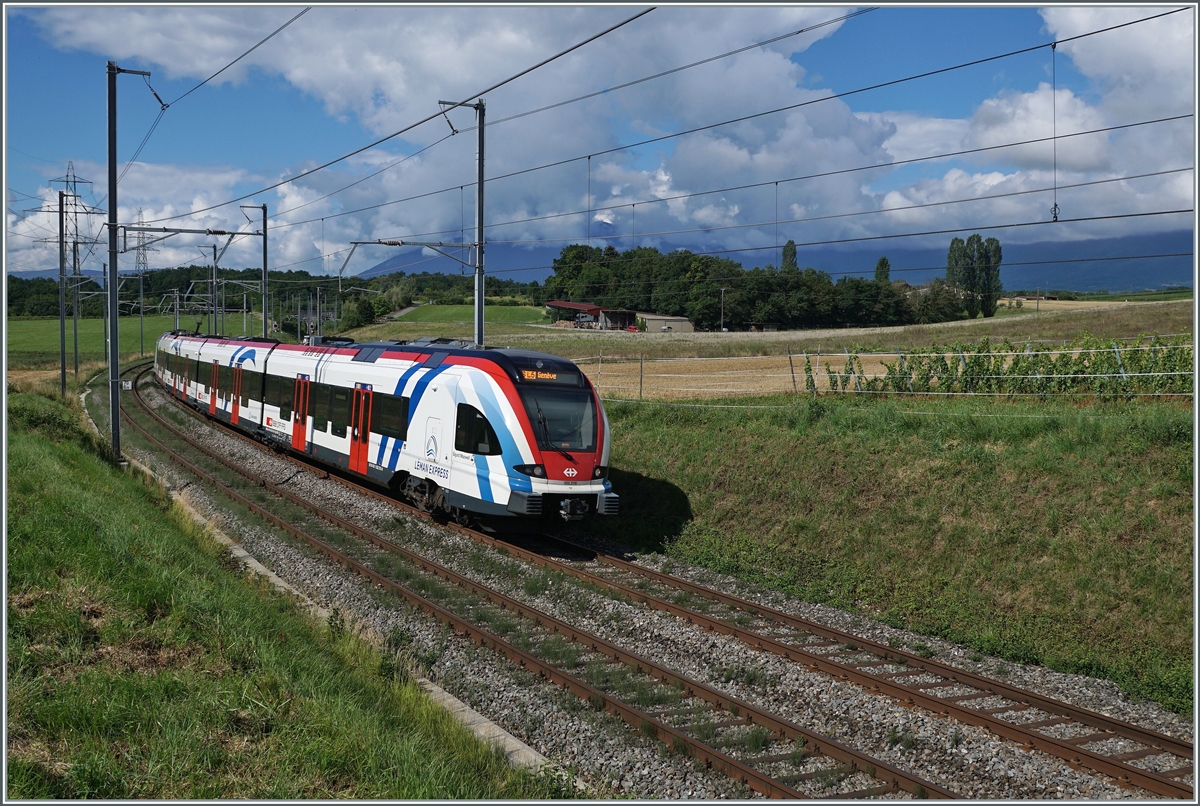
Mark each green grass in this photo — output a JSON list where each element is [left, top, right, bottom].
[[394, 304, 551, 324], [573, 394, 1193, 713], [5, 314, 271, 370], [6, 391, 571, 799]]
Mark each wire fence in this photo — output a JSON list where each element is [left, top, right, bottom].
[[576, 335, 1193, 401]]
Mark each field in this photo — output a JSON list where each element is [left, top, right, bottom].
[[349, 300, 1194, 361], [6, 313, 268, 372]]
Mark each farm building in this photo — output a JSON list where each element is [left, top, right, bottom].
[[544, 300, 638, 330], [638, 313, 695, 333]]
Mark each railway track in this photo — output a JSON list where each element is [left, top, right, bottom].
[[122, 362, 1193, 798], [121, 362, 957, 799]]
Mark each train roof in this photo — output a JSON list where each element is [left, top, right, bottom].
[[160, 332, 587, 386]]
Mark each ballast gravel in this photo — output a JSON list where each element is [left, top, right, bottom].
[[119, 384, 1193, 800]]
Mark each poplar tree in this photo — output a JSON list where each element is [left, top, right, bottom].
[[979, 237, 1003, 317], [874, 256, 891, 284]]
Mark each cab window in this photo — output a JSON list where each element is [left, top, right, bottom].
[[455, 403, 502, 455]]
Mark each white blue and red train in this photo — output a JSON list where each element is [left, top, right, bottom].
[[154, 331, 618, 522]]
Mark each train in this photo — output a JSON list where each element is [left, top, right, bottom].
[[153, 331, 618, 522]]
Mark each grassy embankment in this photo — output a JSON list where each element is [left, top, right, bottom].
[[579, 394, 1193, 714], [5, 389, 570, 799]]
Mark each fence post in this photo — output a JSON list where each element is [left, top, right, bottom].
[[959, 350, 969, 394], [639, 353, 644, 400], [846, 348, 861, 393], [787, 346, 797, 393], [1112, 342, 1127, 382], [898, 351, 913, 393], [815, 348, 821, 394]]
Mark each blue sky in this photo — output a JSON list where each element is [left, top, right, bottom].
[[5, 5, 1195, 286]]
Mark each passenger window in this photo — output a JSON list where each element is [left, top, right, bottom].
[[330, 387, 349, 437], [220, 365, 233, 402], [312, 384, 330, 433], [455, 403, 502, 455], [279, 377, 293, 421], [375, 394, 409, 441]]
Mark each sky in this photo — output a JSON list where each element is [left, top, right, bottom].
[[4, 4, 1197, 288]]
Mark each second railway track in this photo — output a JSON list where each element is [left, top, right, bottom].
[[117, 361, 1193, 799]]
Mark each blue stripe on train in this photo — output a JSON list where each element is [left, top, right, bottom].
[[470, 374, 532, 494], [387, 363, 448, 470]]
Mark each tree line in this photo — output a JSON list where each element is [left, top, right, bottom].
[[542, 236, 1002, 331], [9, 234, 1003, 333]]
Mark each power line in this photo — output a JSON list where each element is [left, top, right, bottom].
[[480, 8, 1193, 188], [168, 7, 312, 107], [116, 8, 314, 188], [479, 207, 1194, 280], [144, 6, 655, 225], [482, 167, 1195, 249], [146, 5, 1186, 238], [271, 115, 1190, 239], [273, 132, 457, 218], [266, 8, 876, 223]]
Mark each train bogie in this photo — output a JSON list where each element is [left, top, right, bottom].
[[154, 332, 618, 522]]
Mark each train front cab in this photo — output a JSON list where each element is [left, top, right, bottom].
[[505, 362, 618, 521]]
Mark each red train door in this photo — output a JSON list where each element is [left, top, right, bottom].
[[208, 361, 219, 415], [291, 376, 311, 451], [232, 366, 243, 425], [173, 353, 182, 398], [350, 385, 373, 475]]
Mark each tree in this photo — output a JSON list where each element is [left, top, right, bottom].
[[781, 239, 798, 272], [914, 279, 964, 324], [874, 256, 891, 284], [371, 295, 393, 318], [978, 237, 1003, 318], [946, 234, 986, 319]]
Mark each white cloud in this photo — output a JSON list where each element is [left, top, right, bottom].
[[1040, 6, 1194, 121], [965, 84, 1109, 172], [8, 6, 1193, 275]]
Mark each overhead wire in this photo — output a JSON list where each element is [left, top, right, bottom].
[[270, 115, 1190, 244], [143, 6, 656, 224], [269, 8, 878, 223], [266, 13, 1191, 244], [117, 8, 313, 186], [477, 207, 1193, 283]]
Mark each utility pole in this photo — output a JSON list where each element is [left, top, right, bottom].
[[73, 241, 80, 377], [174, 288, 180, 330], [261, 204, 268, 338], [720, 287, 728, 332], [58, 191, 66, 398], [134, 208, 153, 356], [473, 99, 486, 348], [212, 245, 219, 335], [108, 61, 149, 464]]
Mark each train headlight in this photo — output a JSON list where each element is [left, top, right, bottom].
[[514, 464, 546, 478], [593, 466, 608, 479]]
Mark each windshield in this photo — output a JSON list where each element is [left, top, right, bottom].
[[518, 386, 597, 453]]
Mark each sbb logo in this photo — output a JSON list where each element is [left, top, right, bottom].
[[563, 467, 578, 478]]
